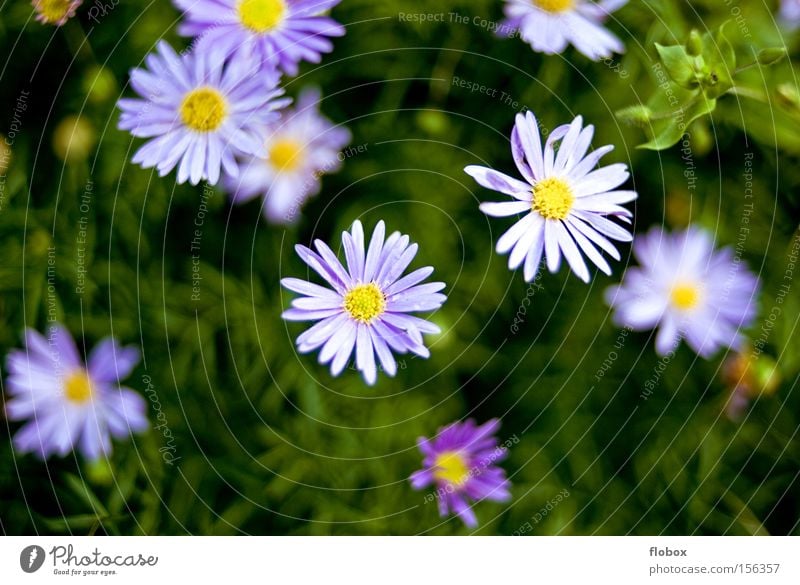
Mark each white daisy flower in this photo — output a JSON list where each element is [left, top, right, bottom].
[[502, 0, 627, 60], [465, 111, 637, 283]]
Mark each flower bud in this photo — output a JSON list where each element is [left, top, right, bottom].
[[53, 115, 96, 162], [615, 105, 653, 127], [757, 47, 787, 66], [82, 65, 118, 105], [687, 30, 703, 56]]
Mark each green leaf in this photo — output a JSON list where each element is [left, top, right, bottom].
[[655, 43, 699, 89], [639, 95, 717, 151], [701, 22, 736, 99]]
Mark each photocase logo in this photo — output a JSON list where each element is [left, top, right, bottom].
[[20, 545, 46, 573]]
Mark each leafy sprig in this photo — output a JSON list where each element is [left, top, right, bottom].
[[617, 23, 787, 151]]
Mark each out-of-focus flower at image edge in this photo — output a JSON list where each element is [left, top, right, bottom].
[[32, 0, 82, 26], [4, 325, 148, 461], [605, 226, 761, 358], [780, 0, 800, 30], [410, 418, 512, 528], [282, 220, 446, 385], [174, 0, 345, 76], [501, 0, 627, 60]]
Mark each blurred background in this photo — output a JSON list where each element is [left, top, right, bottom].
[[0, 0, 799, 535]]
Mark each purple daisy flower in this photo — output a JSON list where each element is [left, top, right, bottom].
[[224, 87, 351, 224], [502, 0, 626, 60], [117, 41, 290, 186], [465, 112, 636, 283], [410, 418, 512, 528], [281, 220, 446, 385], [4, 325, 148, 461], [174, 0, 345, 77], [32, 0, 82, 26], [605, 226, 761, 358]]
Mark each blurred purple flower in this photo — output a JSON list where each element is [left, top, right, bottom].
[[281, 220, 446, 385], [466, 111, 636, 283], [781, 0, 800, 29], [4, 325, 148, 461], [117, 41, 290, 186], [32, 0, 82, 26], [174, 0, 345, 76], [224, 87, 351, 224], [501, 0, 626, 60], [605, 226, 761, 358], [410, 418, 512, 528]]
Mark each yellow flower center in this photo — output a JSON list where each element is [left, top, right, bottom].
[[433, 451, 471, 486], [343, 283, 386, 324], [671, 283, 701, 310], [36, 0, 73, 23], [534, 0, 575, 12], [532, 177, 574, 220], [63, 370, 94, 404], [238, 0, 286, 33], [180, 88, 228, 132], [268, 139, 305, 172]]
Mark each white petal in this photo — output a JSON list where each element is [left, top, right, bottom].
[[544, 220, 562, 273], [554, 221, 590, 282], [464, 166, 531, 199], [554, 116, 583, 173], [479, 200, 532, 217], [509, 213, 545, 270], [496, 213, 536, 254]]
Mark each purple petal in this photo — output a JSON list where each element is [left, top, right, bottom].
[[464, 166, 531, 200], [87, 338, 140, 384]]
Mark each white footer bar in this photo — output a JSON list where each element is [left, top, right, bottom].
[[1, 536, 796, 584]]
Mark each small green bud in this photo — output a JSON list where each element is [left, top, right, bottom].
[[689, 121, 713, 156], [53, 115, 96, 162], [757, 47, 788, 66], [416, 110, 449, 135], [82, 65, 118, 105], [753, 358, 780, 396], [687, 30, 703, 56], [85, 458, 114, 487], [615, 105, 653, 127]]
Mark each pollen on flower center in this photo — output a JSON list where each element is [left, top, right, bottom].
[[269, 139, 304, 171], [532, 177, 574, 220], [533, 0, 575, 12], [434, 451, 471, 486], [238, 0, 286, 33], [36, 0, 72, 22], [343, 283, 386, 324], [180, 88, 228, 132], [671, 282, 701, 310], [63, 370, 93, 404]]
